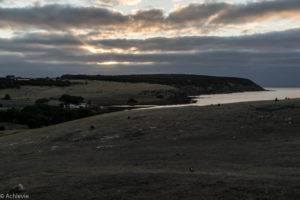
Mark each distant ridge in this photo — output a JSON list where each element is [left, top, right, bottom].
[[61, 74, 264, 95]]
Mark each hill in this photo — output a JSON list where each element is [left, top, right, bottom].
[[61, 74, 264, 95], [0, 99, 299, 199], [0, 80, 189, 108]]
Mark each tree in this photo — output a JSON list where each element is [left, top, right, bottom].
[[59, 94, 84, 105]]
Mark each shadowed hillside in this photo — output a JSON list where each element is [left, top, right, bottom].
[[61, 74, 264, 95], [0, 77, 73, 89], [0, 99, 299, 199]]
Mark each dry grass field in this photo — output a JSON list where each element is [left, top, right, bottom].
[[0, 80, 179, 107], [0, 99, 299, 199]]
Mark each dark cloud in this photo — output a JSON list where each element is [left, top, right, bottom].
[[3, 28, 299, 53], [0, 5, 128, 29], [166, 3, 228, 24], [0, 1, 300, 86], [131, 9, 165, 26], [89, 28, 300, 52], [213, 0, 300, 24], [1, 50, 299, 86], [1, 29, 299, 67], [0, 0, 299, 31], [23, 48, 300, 67], [0, 33, 82, 46]]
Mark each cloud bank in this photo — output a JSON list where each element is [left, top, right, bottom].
[[0, 0, 299, 34], [0, 0, 299, 86]]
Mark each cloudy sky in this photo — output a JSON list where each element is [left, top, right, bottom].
[[0, 0, 299, 86]]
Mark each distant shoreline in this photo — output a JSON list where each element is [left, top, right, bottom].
[[0, 74, 266, 130]]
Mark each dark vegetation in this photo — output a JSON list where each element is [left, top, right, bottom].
[[0, 77, 73, 89], [2, 94, 11, 100], [127, 98, 138, 104], [61, 74, 264, 95], [256, 104, 297, 112], [35, 98, 50, 105], [0, 92, 141, 129], [59, 94, 84, 105], [0, 104, 139, 129], [0, 104, 94, 128], [0, 95, 91, 128]]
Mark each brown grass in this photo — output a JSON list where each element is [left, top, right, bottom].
[[0, 99, 299, 199]]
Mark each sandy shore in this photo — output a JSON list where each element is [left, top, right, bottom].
[[0, 99, 299, 199]]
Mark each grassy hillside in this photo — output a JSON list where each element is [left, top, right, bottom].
[[0, 99, 299, 199], [0, 80, 187, 108], [61, 74, 264, 95]]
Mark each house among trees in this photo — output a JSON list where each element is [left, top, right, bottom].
[[64, 102, 88, 109], [6, 75, 16, 80], [59, 94, 88, 109]]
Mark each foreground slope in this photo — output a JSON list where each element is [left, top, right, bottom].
[[0, 99, 300, 199]]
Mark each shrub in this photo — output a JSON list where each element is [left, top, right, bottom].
[[0, 104, 94, 129], [2, 94, 11, 100], [59, 94, 84, 104], [127, 98, 138, 104], [35, 98, 49, 104]]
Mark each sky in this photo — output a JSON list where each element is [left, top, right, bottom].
[[0, 0, 300, 86]]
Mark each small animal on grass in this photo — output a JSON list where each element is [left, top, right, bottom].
[[90, 125, 95, 130]]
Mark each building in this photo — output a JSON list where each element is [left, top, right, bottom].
[[64, 103, 88, 109]]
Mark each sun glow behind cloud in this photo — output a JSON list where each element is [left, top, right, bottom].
[[81, 45, 107, 54], [81, 45, 143, 54], [0, 0, 300, 86], [96, 61, 155, 65]]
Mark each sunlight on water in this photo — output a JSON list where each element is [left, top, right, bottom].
[[138, 88, 300, 111]]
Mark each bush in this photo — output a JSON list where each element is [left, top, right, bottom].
[[127, 98, 138, 104], [35, 98, 49, 104], [59, 94, 84, 104], [0, 104, 94, 129], [2, 94, 11, 100]]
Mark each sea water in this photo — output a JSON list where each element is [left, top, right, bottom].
[[194, 88, 300, 106]]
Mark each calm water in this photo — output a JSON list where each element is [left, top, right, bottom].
[[193, 88, 300, 106], [137, 88, 300, 110]]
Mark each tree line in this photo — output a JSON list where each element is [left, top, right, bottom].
[[0, 77, 73, 89]]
